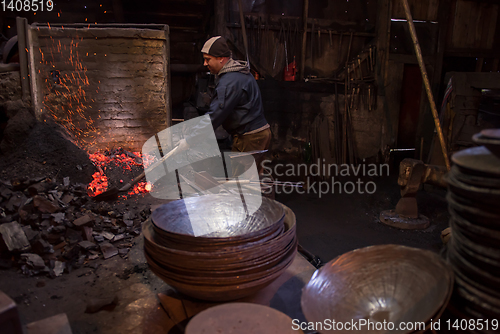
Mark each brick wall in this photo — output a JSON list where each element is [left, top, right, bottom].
[[28, 24, 170, 153]]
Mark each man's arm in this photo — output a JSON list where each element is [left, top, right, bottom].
[[185, 78, 242, 147]]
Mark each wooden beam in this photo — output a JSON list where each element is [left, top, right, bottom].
[[215, 0, 226, 36], [300, 0, 309, 81], [401, 0, 450, 171], [376, 0, 391, 96], [388, 54, 435, 64], [225, 38, 269, 78], [237, 0, 250, 65], [466, 0, 500, 4], [226, 22, 375, 37], [444, 47, 500, 57], [432, 0, 452, 97]]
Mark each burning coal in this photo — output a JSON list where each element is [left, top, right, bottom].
[[87, 148, 153, 198]]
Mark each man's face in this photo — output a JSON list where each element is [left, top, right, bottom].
[[203, 54, 224, 74]]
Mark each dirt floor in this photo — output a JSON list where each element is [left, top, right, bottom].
[[0, 109, 452, 333]]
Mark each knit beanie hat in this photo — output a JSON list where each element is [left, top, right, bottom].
[[201, 36, 231, 57]]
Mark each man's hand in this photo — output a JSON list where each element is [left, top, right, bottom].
[[177, 138, 190, 153]]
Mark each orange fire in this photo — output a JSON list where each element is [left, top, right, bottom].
[[87, 171, 108, 197], [87, 149, 153, 198]]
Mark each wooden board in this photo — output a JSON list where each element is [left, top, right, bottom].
[[391, 0, 439, 21], [450, 0, 498, 49]]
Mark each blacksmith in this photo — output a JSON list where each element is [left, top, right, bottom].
[[178, 36, 271, 173]]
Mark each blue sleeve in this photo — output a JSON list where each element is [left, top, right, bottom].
[[207, 79, 242, 130], [184, 78, 242, 146]]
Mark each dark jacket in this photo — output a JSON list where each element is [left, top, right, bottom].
[[186, 59, 268, 146]]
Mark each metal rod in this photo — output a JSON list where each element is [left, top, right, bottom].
[[390, 148, 415, 152], [401, 0, 450, 171]]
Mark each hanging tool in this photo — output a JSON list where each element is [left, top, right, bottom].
[[371, 46, 376, 71], [249, 16, 254, 57], [345, 31, 354, 64], [329, 30, 332, 47], [273, 20, 284, 70], [368, 85, 372, 111], [237, 0, 250, 69], [300, 0, 309, 80], [355, 86, 361, 110], [357, 57, 363, 80], [257, 16, 261, 54], [317, 29, 321, 57], [310, 20, 315, 67], [338, 32, 343, 67], [368, 46, 373, 73]]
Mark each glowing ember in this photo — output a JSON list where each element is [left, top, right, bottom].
[[87, 149, 153, 198], [87, 171, 108, 197], [130, 181, 153, 196]]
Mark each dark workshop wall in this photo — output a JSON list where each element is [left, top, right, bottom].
[[259, 80, 386, 162], [223, 0, 384, 163], [382, 0, 500, 164]]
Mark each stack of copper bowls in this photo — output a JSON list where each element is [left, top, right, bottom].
[[144, 194, 297, 301], [446, 143, 500, 323]]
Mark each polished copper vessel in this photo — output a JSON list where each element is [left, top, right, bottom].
[[301, 245, 453, 334], [145, 194, 297, 301]]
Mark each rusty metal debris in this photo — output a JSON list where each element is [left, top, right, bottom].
[[0, 176, 150, 279]]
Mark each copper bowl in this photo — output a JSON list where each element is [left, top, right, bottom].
[[301, 245, 453, 334], [144, 199, 297, 301]]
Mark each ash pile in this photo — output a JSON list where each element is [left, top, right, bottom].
[[0, 101, 152, 279]]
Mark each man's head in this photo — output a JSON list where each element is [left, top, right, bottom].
[[201, 36, 231, 74]]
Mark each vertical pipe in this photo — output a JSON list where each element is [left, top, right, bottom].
[[26, 22, 42, 120], [300, 0, 309, 80], [401, 0, 450, 171]]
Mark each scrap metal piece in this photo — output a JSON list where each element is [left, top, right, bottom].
[[0, 222, 30, 252]]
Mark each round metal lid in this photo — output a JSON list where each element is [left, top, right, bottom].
[[472, 131, 500, 159], [151, 194, 285, 238], [185, 303, 302, 334], [451, 146, 500, 177]]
